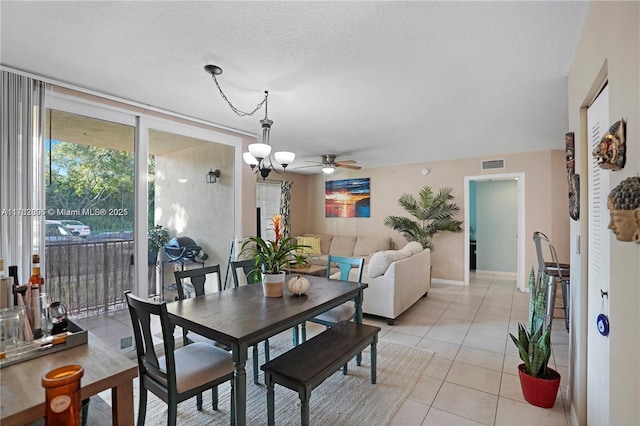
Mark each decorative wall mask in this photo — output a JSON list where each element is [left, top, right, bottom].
[[565, 132, 580, 220], [607, 176, 640, 243], [593, 118, 626, 171]]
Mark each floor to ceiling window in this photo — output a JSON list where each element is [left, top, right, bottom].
[[45, 87, 242, 316]]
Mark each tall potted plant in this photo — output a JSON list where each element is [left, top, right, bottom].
[[147, 225, 170, 265], [240, 214, 308, 297], [383, 185, 463, 250], [509, 268, 561, 408]]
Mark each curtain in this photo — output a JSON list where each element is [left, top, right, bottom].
[[279, 180, 292, 238], [0, 70, 46, 282]]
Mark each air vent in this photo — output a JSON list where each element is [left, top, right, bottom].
[[481, 159, 505, 170]]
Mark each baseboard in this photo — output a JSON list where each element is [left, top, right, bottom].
[[569, 403, 579, 426], [431, 278, 465, 286], [474, 269, 517, 278]]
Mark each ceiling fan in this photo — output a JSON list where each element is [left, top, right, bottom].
[[303, 154, 362, 174]]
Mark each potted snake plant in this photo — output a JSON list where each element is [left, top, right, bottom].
[[509, 268, 561, 408]]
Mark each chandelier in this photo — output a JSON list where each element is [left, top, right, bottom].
[[204, 65, 295, 180]]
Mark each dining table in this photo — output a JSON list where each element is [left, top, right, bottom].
[[165, 274, 368, 426]]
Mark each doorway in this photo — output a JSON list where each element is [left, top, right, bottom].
[[464, 173, 526, 290]]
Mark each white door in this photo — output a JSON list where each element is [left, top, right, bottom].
[[586, 84, 610, 425]]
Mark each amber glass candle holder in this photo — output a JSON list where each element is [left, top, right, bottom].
[[41, 364, 84, 425]]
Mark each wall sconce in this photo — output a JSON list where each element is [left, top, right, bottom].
[[206, 169, 220, 184]]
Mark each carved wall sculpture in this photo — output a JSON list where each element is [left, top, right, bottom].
[[607, 176, 640, 243], [593, 118, 627, 171], [565, 132, 580, 220]]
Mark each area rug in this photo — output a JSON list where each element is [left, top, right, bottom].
[[137, 333, 434, 425]]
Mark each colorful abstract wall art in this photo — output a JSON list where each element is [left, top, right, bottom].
[[325, 178, 370, 218]]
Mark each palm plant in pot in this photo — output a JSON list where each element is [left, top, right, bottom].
[[509, 268, 561, 408], [383, 185, 463, 250], [240, 214, 308, 297]]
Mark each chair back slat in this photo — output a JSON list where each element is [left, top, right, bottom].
[[174, 265, 222, 299], [230, 259, 261, 287], [326, 255, 365, 283], [125, 291, 174, 385]]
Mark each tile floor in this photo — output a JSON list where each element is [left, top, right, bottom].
[[74, 272, 571, 425]]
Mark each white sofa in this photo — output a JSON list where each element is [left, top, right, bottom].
[[295, 234, 429, 324], [340, 242, 431, 324], [295, 233, 392, 266]]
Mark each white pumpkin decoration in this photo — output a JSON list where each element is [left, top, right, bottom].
[[287, 274, 310, 295]]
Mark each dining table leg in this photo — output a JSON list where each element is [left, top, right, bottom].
[[232, 342, 249, 425], [355, 291, 364, 366]]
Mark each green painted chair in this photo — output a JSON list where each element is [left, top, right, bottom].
[[229, 259, 271, 384], [125, 291, 234, 426], [298, 255, 364, 336], [297, 255, 365, 372]]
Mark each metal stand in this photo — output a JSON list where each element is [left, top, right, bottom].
[[223, 240, 235, 290], [159, 258, 204, 302]]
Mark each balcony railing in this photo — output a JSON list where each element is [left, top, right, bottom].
[[45, 238, 135, 316]]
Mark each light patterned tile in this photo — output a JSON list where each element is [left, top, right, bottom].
[[388, 399, 429, 425], [502, 355, 522, 376], [380, 330, 422, 347], [423, 407, 484, 425], [426, 327, 467, 345], [417, 337, 460, 360], [463, 331, 507, 354], [408, 375, 443, 405], [441, 307, 478, 321], [432, 382, 498, 425], [455, 346, 504, 371], [469, 322, 509, 340], [495, 396, 568, 425], [499, 371, 526, 403], [423, 356, 453, 380], [445, 361, 502, 395]]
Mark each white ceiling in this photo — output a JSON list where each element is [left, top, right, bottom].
[[0, 1, 590, 172]]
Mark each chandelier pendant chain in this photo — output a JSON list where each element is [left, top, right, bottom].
[[210, 73, 268, 117], [205, 64, 293, 180]]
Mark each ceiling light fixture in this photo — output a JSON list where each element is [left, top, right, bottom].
[[204, 64, 295, 180], [321, 165, 335, 174]]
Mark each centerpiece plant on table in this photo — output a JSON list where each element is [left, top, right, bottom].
[[240, 214, 308, 297], [509, 267, 561, 408]]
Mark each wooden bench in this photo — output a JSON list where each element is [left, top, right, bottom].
[[260, 321, 381, 426]]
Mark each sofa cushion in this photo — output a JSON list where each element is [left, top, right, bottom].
[[353, 236, 392, 257], [329, 235, 358, 256], [296, 236, 322, 256], [367, 249, 410, 278], [303, 233, 333, 254], [402, 241, 423, 255]]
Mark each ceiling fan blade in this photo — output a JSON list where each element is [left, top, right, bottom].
[[294, 164, 323, 169], [335, 159, 357, 165], [337, 164, 361, 170]]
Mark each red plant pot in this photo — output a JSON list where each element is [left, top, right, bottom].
[[517, 364, 561, 408]]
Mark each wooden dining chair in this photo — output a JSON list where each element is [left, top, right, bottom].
[[124, 291, 234, 426], [174, 266, 227, 347], [229, 259, 271, 384], [298, 255, 365, 343]]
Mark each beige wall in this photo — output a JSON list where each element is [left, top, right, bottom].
[[155, 138, 235, 278], [568, 1, 640, 424], [269, 149, 569, 283]]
